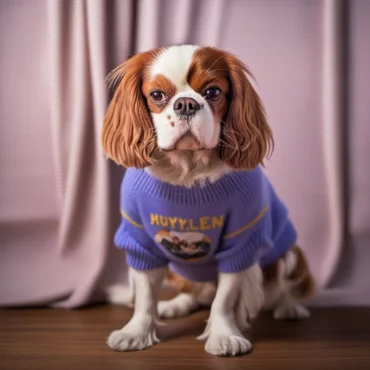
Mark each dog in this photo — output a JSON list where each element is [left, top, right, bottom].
[[101, 45, 315, 356]]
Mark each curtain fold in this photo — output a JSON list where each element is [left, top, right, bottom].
[[320, 0, 347, 287], [46, 0, 111, 307]]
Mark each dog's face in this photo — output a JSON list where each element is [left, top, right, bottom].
[[102, 45, 273, 170], [143, 45, 228, 153]]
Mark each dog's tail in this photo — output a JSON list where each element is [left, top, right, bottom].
[[106, 284, 134, 307], [105, 269, 135, 307]]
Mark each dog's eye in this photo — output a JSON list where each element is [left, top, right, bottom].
[[204, 87, 222, 101], [150, 91, 167, 104]]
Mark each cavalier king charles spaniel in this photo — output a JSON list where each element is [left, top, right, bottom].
[[102, 45, 314, 356]]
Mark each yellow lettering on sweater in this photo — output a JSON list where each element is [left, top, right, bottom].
[[212, 215, 224, 229], [179, 218, 187, 230], [168, 217, 178, 229], [150, 214, 160, 226], [150, 213, 224, 230]]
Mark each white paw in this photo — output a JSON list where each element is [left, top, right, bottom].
[[205, 334, 252, 356], [158, 293, 198, 319], [273, 303, 310, 320], [107, 329, 159, 351], [198, 318, 252, 356], [107, 318, 159, 351], [158, 300, 189, 319]]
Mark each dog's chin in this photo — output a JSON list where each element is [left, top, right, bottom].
[[148, 136, 228, 188], [161, 134, 208, 152], [175, 134, 204, 151]]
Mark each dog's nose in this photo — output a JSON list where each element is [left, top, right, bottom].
[[173, 97, 201, 118]]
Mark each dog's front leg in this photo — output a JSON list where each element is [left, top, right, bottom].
[[198, 264, 264, 356], [107, 267, 166, 351]]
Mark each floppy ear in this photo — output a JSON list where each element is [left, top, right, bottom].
[[101, 52, 156, 168], [218, 53, 274, 170]]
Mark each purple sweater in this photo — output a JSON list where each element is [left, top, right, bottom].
[[114, 167, 297, 282]]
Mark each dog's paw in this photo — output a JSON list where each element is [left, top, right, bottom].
[[204, 334, 252, 356], [158, 293, 198, 319], [107, 326, 159, 351], [198, 318, 252, 356], [273, 303, 310, 321], [158, 300, 189, 319]]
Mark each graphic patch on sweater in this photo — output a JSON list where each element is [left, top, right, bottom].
[[150, 213, 225, 261], [154, 230, 211, 260]]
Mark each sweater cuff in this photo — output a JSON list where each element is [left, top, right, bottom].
[[115, 231, 168, 270], [218, 228, 272, 273], [126, 252, 168, 271]]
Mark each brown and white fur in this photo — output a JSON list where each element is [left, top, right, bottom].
[[102, 45, 315, 356]]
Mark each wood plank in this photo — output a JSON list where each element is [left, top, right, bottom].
[[1, 306, 370, 370]]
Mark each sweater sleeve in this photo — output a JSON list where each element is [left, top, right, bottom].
[[216, 210, 273, 272], [215, 170, 274, 273], [114, 178, 168, 271]]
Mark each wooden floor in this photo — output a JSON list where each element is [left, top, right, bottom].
[[1, 306, 370, 370]]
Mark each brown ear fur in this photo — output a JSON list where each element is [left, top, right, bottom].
[[101, 51, 158, 168], [219, 53, 274, 170]]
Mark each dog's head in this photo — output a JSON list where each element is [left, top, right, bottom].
[[102, 45, 273, 170]]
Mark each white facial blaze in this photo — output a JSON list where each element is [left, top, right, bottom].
[[149, 45, 220, 150], [151, 45, 199, 87]]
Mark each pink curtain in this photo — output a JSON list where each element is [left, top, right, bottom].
[[0, 0, 369, 308]]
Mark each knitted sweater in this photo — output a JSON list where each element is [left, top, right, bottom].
[[114, 167, 297, 282]]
